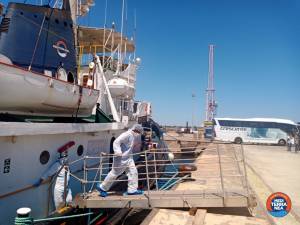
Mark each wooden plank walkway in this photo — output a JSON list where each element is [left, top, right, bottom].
[[74, 189, 250, 209]]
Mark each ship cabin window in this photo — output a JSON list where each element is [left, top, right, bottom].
[[40, 151, 50, 165], [77, 145, 84, 156], [123, 101, 128, 110], [67, 72, 75, 83], [133, 102, 138, 113]]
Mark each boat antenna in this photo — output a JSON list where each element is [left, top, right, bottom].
[[133, 8, 136, 59], [125, 0, 128, 63], [125, 0, 128, 37], [104, 0, 108, 28], [119, 0, 125, 70], [120, 0, 125, 48], [102, 0, 107, 65]]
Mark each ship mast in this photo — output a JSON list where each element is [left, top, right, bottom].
[[205, 44, 217, 122]]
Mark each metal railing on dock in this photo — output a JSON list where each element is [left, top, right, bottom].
[[70, 143, 256, 209]]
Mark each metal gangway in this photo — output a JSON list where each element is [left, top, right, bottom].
[[70, 143, 256, 209]]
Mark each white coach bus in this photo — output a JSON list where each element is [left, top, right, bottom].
[[213, 118, 297, 145]]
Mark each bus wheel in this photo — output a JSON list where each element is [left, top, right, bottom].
[[278, 139, 286, 146], [234, 137, 243, 144]]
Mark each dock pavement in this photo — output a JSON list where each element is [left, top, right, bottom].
[[244, 145, 300, 225], [142, 142, 269, 225]]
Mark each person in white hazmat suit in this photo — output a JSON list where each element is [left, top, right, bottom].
[[34, 147, 73, 209], [96, 124, 144, 197]]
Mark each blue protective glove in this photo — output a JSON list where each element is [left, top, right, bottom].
[[33, 179, 42, 187]]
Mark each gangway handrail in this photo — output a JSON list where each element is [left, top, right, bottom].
[[85, 160, 244, 172], [70, 143, 255, 209], [68, 143, 253, 210], [78, 174, 246, 184], [85, 157, 243, 166], [68, 145, 245, 182], [67, 145, 204, 166]]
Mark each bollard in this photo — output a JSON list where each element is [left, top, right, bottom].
[[14, 207, 33, 225]]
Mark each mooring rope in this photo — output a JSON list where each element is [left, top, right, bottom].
[[14, 217, 33, 225]]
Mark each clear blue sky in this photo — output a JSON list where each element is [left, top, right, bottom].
[[5, 0, 300, 125]]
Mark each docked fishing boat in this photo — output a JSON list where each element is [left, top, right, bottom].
[[0, 1, 166, 224]]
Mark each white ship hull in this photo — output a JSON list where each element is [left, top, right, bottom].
[[0, 122, 124, 224], [0, 62, 99, 117]]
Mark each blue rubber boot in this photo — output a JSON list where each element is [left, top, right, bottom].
[[124, 190, 144, 196], [96, 183, 108, 197]]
